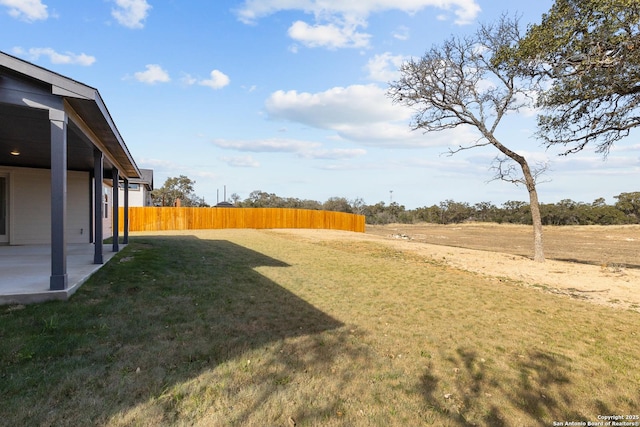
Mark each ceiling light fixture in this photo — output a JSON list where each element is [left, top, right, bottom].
[[10, 150, 20, 156]]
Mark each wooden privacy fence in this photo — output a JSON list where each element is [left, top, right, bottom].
[[118, 207, 365, 233]]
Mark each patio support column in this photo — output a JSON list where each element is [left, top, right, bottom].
[[93, 149, 104, 264], [123, 178, 129, 244], [112, 168, 119, 252], [50, 108, 68, 290]]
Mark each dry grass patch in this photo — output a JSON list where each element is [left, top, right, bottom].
[[367, 223, 640, 267], [1, 229, 639, 426]]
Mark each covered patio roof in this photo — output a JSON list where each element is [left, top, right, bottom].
[[0, 51, 140, 179]]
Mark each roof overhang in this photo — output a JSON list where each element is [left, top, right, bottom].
[[0, 51, 140, 179]]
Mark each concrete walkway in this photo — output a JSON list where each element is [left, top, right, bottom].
[[0, 244, 121, 305]]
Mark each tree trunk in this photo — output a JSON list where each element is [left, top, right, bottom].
[[487, 134, 545, 262], [520, 161, 545, 262]]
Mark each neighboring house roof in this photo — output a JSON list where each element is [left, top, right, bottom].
[[0, 50, 140, 179], [123, 168, 153, 191], [138, 168, 153, 190]]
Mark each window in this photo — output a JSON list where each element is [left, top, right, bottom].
[[103, 186, 109, 219], [119, 182, 140, 191]]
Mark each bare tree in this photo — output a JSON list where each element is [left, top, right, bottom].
[[388, 16, 546, 262]]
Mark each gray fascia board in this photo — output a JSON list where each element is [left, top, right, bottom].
[[92, 91, 142, 179], [52, 83, 95, 100], [1, 51, 95, 100], [0, 72, 62, 111]]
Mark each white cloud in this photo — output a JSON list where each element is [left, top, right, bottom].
[[265, 83, 480, 148], [510, 91, 540, 118], [365, 52, 405, 82], [392, 25, 410, 41], [13, 47, 96, 66], [213, 138, 320, 153], [288, 20, 370, 49], [236, 0, 481, 49], [192, 171, 220, 180], [0, 0, 47, 22], [610, 143, 640, 153], [213, 137, 366, 161], [552, 151, 640, 175], [180, 73, 197, 85], [138, 158, 186, 178], [302, 148, 366, 159], [220, 155, 260, 168], [199, 69, 230, 90], [341, 120, 479, 148], [111, 0, 151, 29], [134, 64, 170, 84], [132, 66, 227, 93], [139, 159, 222, 194], [182, 70, 230, 90], [266, 84, 407, 127], [237, 0, 480, 25]]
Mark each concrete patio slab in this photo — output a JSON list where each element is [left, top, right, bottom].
[[0, 244, 122, 305]]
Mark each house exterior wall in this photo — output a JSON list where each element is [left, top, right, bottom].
[[118, 184, 150, 207], [67, 172, 91, 243], [103, 182, 113, 239], [1, 166, 90, 245]]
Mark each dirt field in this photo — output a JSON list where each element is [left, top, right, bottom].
[[275, 223, 640, 312], [367, 223, 640, 268]]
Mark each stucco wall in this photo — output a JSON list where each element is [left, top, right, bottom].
[[2, 167, 91, 245], [118, 185, 147, 207]]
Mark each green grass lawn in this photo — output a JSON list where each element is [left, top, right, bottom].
[[1, 229, 639, 426]]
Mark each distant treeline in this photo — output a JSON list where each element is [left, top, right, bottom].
[[234, 190, 640, 226]]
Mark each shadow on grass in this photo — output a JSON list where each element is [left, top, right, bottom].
[[419, 347, 599, 426], [0, 235, 357, 425]]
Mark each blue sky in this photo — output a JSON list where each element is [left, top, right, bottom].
[[2, 0, 639, 209]]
